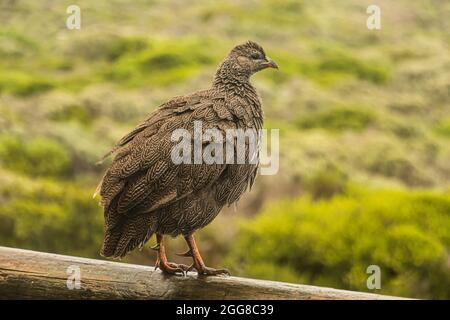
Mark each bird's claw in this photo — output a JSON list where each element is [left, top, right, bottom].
[[167, 262, 192, 272], [156, 261, 192, 276]]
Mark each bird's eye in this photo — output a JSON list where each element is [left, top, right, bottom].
[[250, 53, 261, 60]]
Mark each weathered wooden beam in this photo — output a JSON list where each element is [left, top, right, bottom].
[[0, 246, 408, 300]]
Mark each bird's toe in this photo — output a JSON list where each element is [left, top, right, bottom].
[[156, 261, 187, 275], [167, 262, 193, 272]]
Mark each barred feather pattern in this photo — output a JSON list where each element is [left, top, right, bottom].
[[99, 41, 266, 258]]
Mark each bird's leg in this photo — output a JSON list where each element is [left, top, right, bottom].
[[153, 234, 191, 275], [183, 234, 230, 276]]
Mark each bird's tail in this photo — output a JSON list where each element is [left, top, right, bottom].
[[100, 212, 158, 258]]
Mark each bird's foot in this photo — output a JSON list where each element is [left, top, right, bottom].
[[155, 258, 192, 276], [194, 265, 230, 276], [175, 251, 229, 276], [180, 234, 231, 276]]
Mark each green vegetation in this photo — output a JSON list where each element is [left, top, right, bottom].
[[0, 0, 449, 299], [436, 118, 450, 138], [0, 135, 71, 177], [0, 170, 103, 257], [108, 38, 218, 87], [227, 187, 450, 299], [297, 105, 376, 131], [0, 70, 54, 96]]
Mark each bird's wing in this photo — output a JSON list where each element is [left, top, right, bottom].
[[99, 92, 237, 230], [97, 95, 199, 163]]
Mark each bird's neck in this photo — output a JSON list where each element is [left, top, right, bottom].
[[212, 60, 251, 90], [212, 61, 264, 129], [212, 69, 259, 104]]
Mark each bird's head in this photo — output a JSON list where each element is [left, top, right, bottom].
[[230, 41, 279, 74], [214, 41, 278, 84]]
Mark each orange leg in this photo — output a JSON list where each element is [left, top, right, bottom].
[[182, 234, 230, 276], [154, 234, 191, 275]]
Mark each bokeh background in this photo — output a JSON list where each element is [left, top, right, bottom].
[[1, 0, 449, 299]]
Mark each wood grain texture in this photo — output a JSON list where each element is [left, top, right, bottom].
[[0, 246, 409, 300]]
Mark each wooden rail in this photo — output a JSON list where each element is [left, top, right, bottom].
[[0, 246, 408, 300]]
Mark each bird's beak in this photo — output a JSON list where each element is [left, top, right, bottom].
[[263, 57, 279, 69]]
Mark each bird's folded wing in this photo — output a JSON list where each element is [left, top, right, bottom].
[[99, 92, 236, 230]]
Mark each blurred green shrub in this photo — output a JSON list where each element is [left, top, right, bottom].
[[107, 37, 148, 61], [0, 135, 71, 177], [435, 118, 450, 138], [227, 187, 450, 299], [297, 105, 376, 131], [0, 173, 103, 257], [64, 34, 148, 61], [362, 145, 431, 187], [305, 164, 348, 199], [108, 38, 217, 86], [0, 70, 54, 96], [0, 31, 39, 58], [387, 119, 421, 139], [318, 53, 390, 84], [49, 105, 92, 126], [266, 47, 391, 86]]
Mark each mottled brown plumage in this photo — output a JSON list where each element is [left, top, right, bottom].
[[97, 41, 278, 275]]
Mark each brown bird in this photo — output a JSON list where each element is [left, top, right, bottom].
[[96, 41, 278, 276]]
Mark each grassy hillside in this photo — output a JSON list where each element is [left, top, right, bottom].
[[0, 0, 449, 298]]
